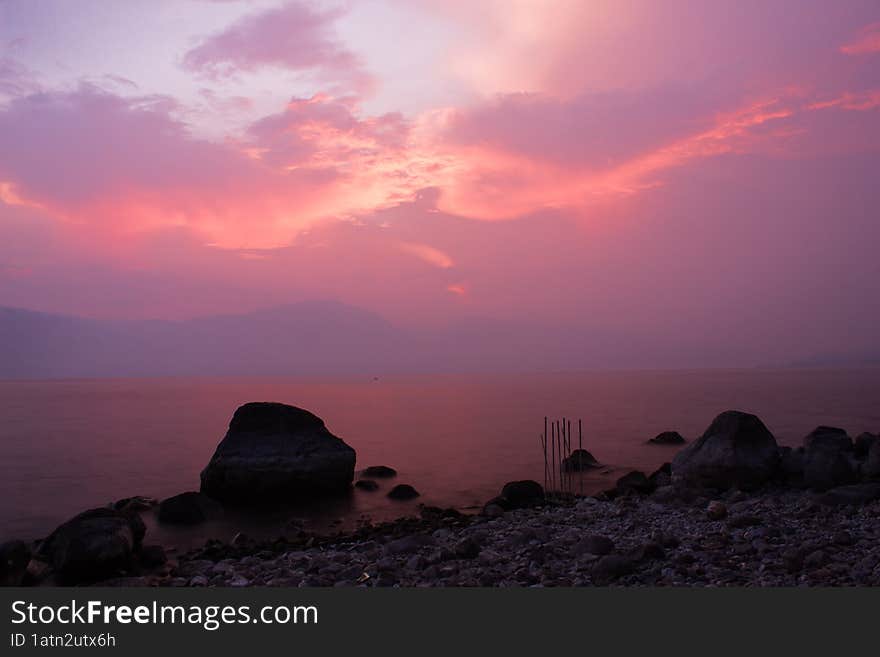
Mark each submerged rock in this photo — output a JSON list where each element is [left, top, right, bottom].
[[354, 479, 380, 491], [200, 402, 356, 503], [39, 508, 146, 585], [671, 410, 779, 490], [387, 484, 420, 500], [562, 449, 600, 472], [361, 465, 397, 478], [648, 431, 686, 445], [113, 496, 158, 513], [158, 492, 221, 525]]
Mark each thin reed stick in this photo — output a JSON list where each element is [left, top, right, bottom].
[[541, 415, 550, 495], [578, 419, 583, 496], [550, 421, 556, 497], [556, 420, 562, 497]]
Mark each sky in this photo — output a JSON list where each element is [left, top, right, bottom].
[[0, 0, 879, 367]]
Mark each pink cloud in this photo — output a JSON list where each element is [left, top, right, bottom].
[[841, 22, 880, 54], [397, 241, 454, 269], [0, 85, 420, 249], [182, 1, 373, 92], [245, 94, 408, 170]]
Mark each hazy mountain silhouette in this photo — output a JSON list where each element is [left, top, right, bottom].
[[0, 302, 413, 378], [5, 301, 873, 379]]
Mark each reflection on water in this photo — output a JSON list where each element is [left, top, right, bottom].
[[1, 369, 879, 544]]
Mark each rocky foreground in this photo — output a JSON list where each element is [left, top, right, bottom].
[[4, 406, 880, 587], [145, 483, 880, 588]]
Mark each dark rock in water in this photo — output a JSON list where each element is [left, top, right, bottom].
[[354, 479, 380, 491], [615, 471, 655, 495], [803, 427, 857, 491], [139, 544, 168, 568], [387, 484, 420, 500], [648, 462, 672, 488], [361, 465, 397, 478], [648, 431, 686, 445], [816, 483, 880, 506], [562, 449, 600, 472], [574, 534, 614, 556], [500, 480, 544, 508], [200, 402, 356, 503], [671, 410, 779, 490], [854, 432, 879, 458], [0, 540, 30, 586], [39, 508, 146, 585], [113, 496, 157, 512], [158, 492, 221, 525]]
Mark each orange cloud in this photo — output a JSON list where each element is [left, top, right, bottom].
[[808, 91, 880, 112], [0, 180, 44, 210], [398, 241, 455, 269], [427, 96, 800, 220], [841, 22, 880, 55]]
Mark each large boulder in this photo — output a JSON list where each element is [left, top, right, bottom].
[[200, 402, 356, 503], [671, 411, 779, 490], [854, 432, 879, 458], [39, 508, 146, 585], [802, 426, 857, 491], [648, 462, 672, 488], [864, 440, 880, 480]]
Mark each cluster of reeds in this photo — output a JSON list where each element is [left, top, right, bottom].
[[540, 416, 584, 500]]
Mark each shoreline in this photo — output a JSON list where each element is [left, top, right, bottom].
[[114, 484, 880, 587]]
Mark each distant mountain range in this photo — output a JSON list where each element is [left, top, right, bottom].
[[0, 301, 413, 378], [2, 302, 878, 378]]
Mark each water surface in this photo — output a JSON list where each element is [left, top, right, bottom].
[[1, 369, 878, 545]]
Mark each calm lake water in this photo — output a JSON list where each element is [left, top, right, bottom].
[[2, 369, 879, 545]]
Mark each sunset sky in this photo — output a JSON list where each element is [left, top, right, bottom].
[[1, 1, 879, 366]]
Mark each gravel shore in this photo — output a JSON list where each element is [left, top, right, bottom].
[[143, 484, 880, 587]]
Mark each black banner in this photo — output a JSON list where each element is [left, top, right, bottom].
[[1, 587, 874, 654]]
